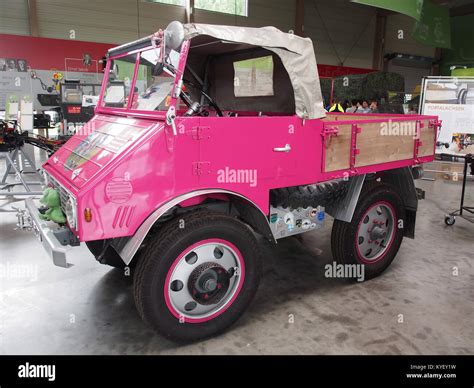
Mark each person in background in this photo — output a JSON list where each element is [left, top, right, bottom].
[[329, 99, 345, 113], [342, 99, 349, 112], [370, 100, 379, 113], [346, 99, 358, 113], [360, 100, 371, 113], [324, 98, 330, 111], [407, 104, 417, 114], [6, 59, 17, 71], [17, 59, 27, 72]]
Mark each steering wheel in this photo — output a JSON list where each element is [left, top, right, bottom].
[[181, 79, 223, 117]]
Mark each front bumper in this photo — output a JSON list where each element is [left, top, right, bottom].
[[17, 198, 72, 268]]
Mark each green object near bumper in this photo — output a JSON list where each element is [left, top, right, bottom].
[[39, 187, 67, 224]]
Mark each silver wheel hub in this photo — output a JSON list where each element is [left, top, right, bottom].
[[188, 262, 230, 305], [167, 242, 242, 319], [357, 203, 395, 261], [370, 225, 386, 240]]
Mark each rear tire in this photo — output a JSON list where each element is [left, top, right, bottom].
[[331, 182, 405, 280], [133, 210, 262, 342]]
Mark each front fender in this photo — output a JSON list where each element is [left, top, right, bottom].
[[112, 189, 273, 265]]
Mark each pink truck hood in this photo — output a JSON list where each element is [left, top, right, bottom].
[[44, 115, 162, 191]]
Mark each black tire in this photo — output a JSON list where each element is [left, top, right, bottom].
[[331, 182, 405, 280], [444, 215, 455, 226], [86, 240, 128, 269], [133, 210, 262, 342], [270, 179, 349, 209]]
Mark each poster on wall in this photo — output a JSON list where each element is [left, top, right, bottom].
[[0, 34, 113, 112], [0, 58, 28, 72], [420, 76, 474, 155]]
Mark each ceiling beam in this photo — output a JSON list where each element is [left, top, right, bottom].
[[295, 0, 304, 36], [372, 10, 387, 70], [27, 0, 39, 37], [186, 0, 195, 23]]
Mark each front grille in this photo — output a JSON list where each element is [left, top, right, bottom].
[[45, 172, 70, 216]]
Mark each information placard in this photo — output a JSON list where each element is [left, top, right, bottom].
[[420, 76, 474, 155]]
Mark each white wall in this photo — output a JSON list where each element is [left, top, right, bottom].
[[33, 0, 186, 44], [384, 13, 436, 58], [194, 0, 294, 32], [0, 0, 293, 44], [304, 0, 376, 69], [384, 13, 435, 92], [0, 0, 29, 35], [0, 0, 438, 68]]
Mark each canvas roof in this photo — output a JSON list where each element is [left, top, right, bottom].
[[183, 23, 325, 119]]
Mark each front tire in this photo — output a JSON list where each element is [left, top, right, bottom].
[[133, 210, 262, 342], [331, 182, 405, 280]]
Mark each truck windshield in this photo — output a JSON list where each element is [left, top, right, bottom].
[[101, 53, 135, 108], [131, 49, 178, 111], [101, 47, 179, 112]]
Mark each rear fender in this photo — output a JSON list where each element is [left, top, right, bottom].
[[325, 167, 419, 238], [380, 167, 419, 239]]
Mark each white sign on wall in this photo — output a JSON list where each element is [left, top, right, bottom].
[[420, 76, 474, 155]]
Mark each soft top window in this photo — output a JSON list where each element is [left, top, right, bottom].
[[233, 56, 274, 97], [185, 45, 295, 115]]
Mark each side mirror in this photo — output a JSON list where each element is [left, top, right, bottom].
[[165, 21, 185, 52]]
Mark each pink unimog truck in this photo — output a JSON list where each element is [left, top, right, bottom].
[[17, 22, 440, 341]]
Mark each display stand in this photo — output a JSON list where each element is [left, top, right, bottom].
[[0, 146, 44, 197], [444, 153, 474, 226]]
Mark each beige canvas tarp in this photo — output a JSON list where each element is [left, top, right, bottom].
[[183, 23, 326, 120]]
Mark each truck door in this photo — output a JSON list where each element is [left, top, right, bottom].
[[195, 116, 302, 189]]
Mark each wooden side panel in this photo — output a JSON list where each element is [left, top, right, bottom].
[[419, 119, 436, 157], [323, 117, 436, 172], [324, 123, 352, 172], [355, 121, 415, 168]]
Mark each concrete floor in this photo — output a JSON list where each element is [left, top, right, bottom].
[[0, 171, 473, 354]]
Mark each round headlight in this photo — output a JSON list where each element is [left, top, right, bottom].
[[65, 197, 77, 229]]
